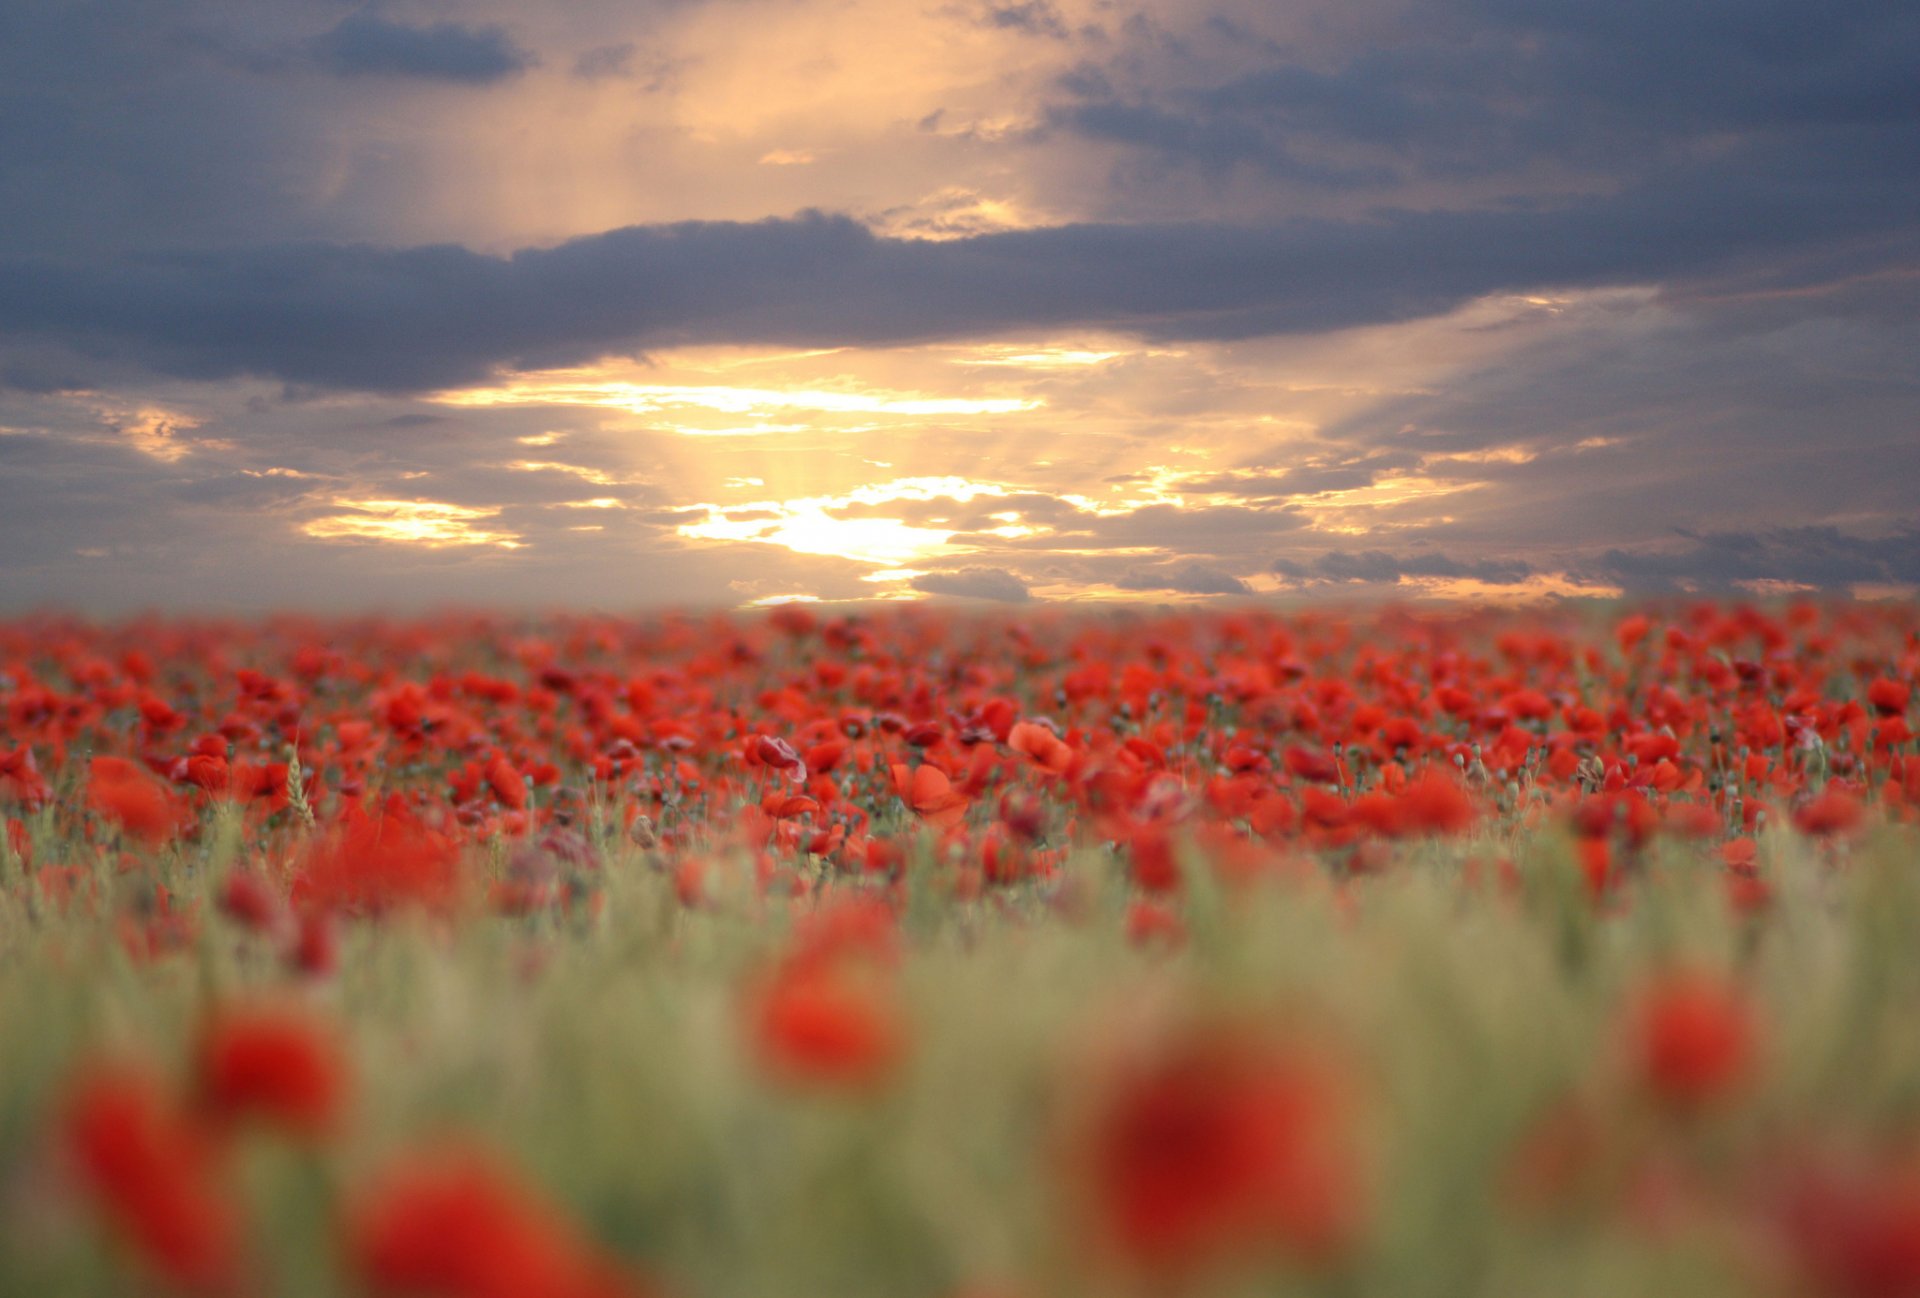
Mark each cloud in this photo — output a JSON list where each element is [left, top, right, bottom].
[[1181, 449, 1421, 498], [1585, 526, 1920, 592], [3, 120, 1913, 395], [911, 566, 1032, 601], [1045, 0, 1920, 186], [572, 42, 636, 79], [1285, 548, 1535, 585], [310, 14, 535, 84], [1114, 562, 1251, 595], [978, 2, 1069, 40]]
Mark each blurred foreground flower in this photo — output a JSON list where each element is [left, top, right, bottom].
[[1776, 1148, 1920, 1298], [1623, 970, 1760, 1113], [348, 1143, 656, 1298], [194, 1003, 348, 1141], [1066, 1022, 1363, 1280], [61, 1062, 242, 1294], [747, 960, 905, 1094]]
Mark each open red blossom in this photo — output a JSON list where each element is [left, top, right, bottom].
[[349, 1143, 653, 1298], [1074, 1027, 1362, 1277], [748, 962, 905, 1093], [1867, 678, 1912, 718], [194, 1004, 348, 1139], [1008, 721, 1074, 775], [1624, 970, 1759, 1112], [62, 1063, 242, 1295], [889, 762, 970, 831], [86, 756, 186, 846]]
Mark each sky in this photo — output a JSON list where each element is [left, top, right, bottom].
[[1, 0, 1916, 612]]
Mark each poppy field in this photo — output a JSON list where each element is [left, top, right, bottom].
[[3, 599, 1920, 1298]]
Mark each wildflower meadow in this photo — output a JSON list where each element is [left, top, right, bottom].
[[3, 600, 1920, 1298]]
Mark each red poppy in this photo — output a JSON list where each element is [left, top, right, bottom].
[[86, 756, 185, 846], [1008, 721, 1074, 775], [1389, 767, 1477, 837], [889, 763, 970, 831], [1073, 1026, 1362, 1276], [748, 962, 905, 1093], [291, 802, 462, 916], [1778, 1151, 1920, 1298], [1867, 678, 1912, 718], [348, 1143, 653, 1298], [1623, 970, 1758, 1112], [194, 1004, 348, 1139], [62, 1062, 242, 1294], [1795, 789, 1867, 838]]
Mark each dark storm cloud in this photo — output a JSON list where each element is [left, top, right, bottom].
[[3, 72, 1914, 396], [910, 567, 1033, 601], [1294, 549, 1535, 586], [1585, 527, 1920, 592], [1114, 563, 1251, 596], [1047, 0, 1920, 182], [2, 0, 1916, 396], [310, 14, 535, 83]]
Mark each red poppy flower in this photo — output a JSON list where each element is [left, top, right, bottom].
[[291, 803, 462, 916], [86, 756, 185, 846], [1867, 678, 1912, 718], [1795, 789, 1867, 838], [1390, 768, 1477, 837], [349, 1143, 653, 1298], [748, 962, 905, 1093], [1008, 721, 1073, 775], [1073, 1027, 1362, 1276], [62, 1062, 242, 1294], [1623, 970, 1758, 1112], [195, 1004, 348, 1139], [1778, 1152, 1920, 1298], [889, 763, 970, 831], [485, 754, 528, 810]]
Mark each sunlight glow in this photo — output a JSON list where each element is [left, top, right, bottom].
[[302, 499, 523, 549], [1440, 446, 1537, 465], [437, 373, 1039, 423], [959, 347, 1124, 368], [104, 406, 226, 462], [678, 476, 1013, 567], [1294, 476, 1481, 533], [505, 459, 623, 485]]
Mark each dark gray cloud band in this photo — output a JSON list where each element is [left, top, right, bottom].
[[310, 14, 535, 83], [3, 124, 1916, 395]]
